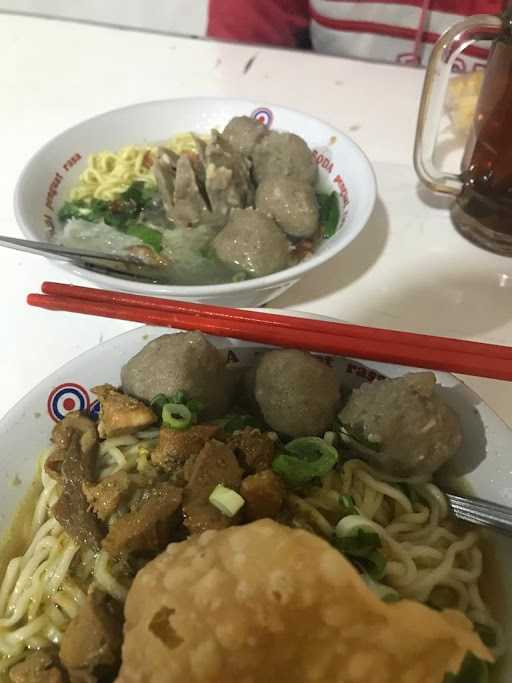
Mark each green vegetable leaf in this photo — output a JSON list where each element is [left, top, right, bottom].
[[58, 182, 155, 229], [126, 223, 163, 253], [58, 199, 109, 224], [443, 652, 489, 683], [317, 191, 340, 239], [120, 181, 156, 208], [272, 437, 338, 486]]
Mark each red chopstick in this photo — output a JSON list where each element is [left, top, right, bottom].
[[40, 281, 512, 360], [26, 283, 512, 381]]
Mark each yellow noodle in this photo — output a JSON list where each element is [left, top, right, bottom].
[[68, 132, 206, 202]]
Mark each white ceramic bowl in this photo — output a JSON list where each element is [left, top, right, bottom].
[[0, 319, 510, 678], [14, 97, 376, 307]]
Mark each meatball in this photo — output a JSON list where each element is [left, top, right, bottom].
[[339, 372, 463, 477], [256, 176, 319, 238], [254, 350, 339, 437], [223, 116, 268, 155], [121, 332, 234, 419], [212, 208, 290, 278], [252, 131, 318, 185]]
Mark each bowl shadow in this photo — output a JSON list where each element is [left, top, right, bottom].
[[273, 194, 390, 307]]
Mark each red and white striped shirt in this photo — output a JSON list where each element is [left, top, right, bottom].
[[208, 0, 504, 68]]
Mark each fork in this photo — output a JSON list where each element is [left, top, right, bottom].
[[446, 493, 512, 536]]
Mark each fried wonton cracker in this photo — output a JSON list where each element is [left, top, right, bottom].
[[116, 519, 491, 683]]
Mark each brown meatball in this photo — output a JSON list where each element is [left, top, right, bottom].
[[339, 372, 463, 477], [252, 131, 318, 185], [254, 350, 339, 437], [223, 116, 268, 155], [121, 332, 234, 419], [256, 176, 319, 238], [212, 208, 290, 278]]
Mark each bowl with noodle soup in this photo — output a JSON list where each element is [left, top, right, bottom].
[[0, 315, 510, 682], [13, 97, 376, 307]]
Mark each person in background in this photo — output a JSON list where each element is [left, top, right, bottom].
[[207, 0, 504, 69]]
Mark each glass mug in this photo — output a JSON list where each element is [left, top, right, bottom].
[[414, 11, 512, 255]]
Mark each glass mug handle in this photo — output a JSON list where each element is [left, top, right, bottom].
[[414, 14, 502, 196]]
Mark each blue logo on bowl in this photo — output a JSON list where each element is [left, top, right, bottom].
[[47, 383, 90, 422], [251, 107, 274, 128]]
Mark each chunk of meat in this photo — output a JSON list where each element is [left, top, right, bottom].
[[154, 147, 211, 226], [203, 130, 254, 218], [92, 384, 157, 438], [151, 424, 219, 480], [44, 449, 65, 482], [83, 470, 131, 521], [240, 470, 285, 521], [151, 146, 178, 220], [102, 482, 183, 557], [228, 427, 275, 472], [59, 591, 122, 683], [9, 651, 64, 683], [51, 414, 104, 551], [51, 412, 98, 468], [183, 439, 242, 534]]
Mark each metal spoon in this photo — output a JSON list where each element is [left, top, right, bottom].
[[446, 492, 512, 536], [0, 234, 170, 283]]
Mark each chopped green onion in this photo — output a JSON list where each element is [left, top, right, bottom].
[[361, 574, 400, 603], [339, 423, 383, 453], [271, 437, 338, 487], [335, 527, 382, 555], [323, 431, 337, 446], [162, 403, 192, 430], [356, 550, 387, 581], [170, 390, 186, 404], [339, 494, 357, 516], [335, 514, 377, 540], [150, 393, 170, 418], [126, 223, 163, 253], [443, 652, 489, 683], [333, 516, 387, 580], [209, 484, 245, 517]]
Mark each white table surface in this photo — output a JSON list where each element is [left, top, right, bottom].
[[2, 13, 512, 426]]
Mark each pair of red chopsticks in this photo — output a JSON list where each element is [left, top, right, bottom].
[[27, 281, 512, 381]]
